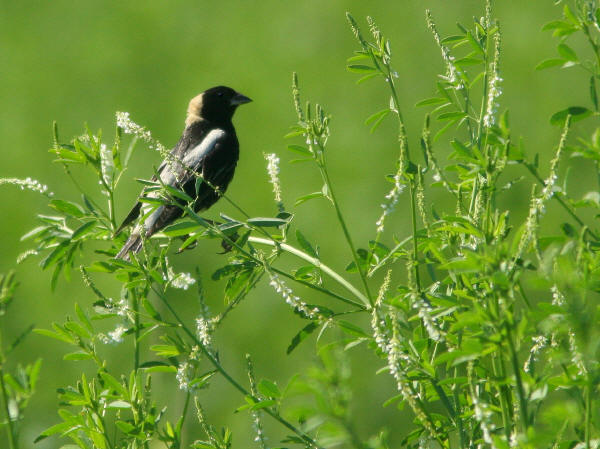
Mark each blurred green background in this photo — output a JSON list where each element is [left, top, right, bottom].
[[0, 1, 591, 447]]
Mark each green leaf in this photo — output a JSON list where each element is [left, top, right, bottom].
[[161, 221, 202, 237], [557, 43, 578, 61], [356, 72, 381, 84], [415, 97, 448, 107], [40, 240, 70, 269], [535, 58, 566, 70], [250, 399, 277, 410], [115, 420, 136, 433], [71, 221, 96, 240], [63, 351, 93, 361], [466, 31, 484, 55], [247, 217, 288, 227], [346, 53, 370, 63], [337, 320, 368, 337], [294, 191, 324, 206], [107, 400, 132, 409], [347, 64, 376, 73], [287, 321, 318, 354], [287, 144, 311, 156], [365, 109, 391, 133], [296, 229, 318, 258], [441, 35, 466, 45], [550, 106, 592, 126], [258, 379, 282, 398], [140, 361, 177, 373], [20, 226, 48, 241], [542, 20, 570, 31], [34, 327, 74, 344], [365, 109, 391, 125], [150, 344, 180, 357], [563, 3, 579, 26], [162, 184, 194, 203], [437, 111, 467, 121], [35, 421, 75, 442], [49, 199, 85, 218]]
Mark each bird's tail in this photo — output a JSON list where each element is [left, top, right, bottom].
[[116, 232, 143, 260]]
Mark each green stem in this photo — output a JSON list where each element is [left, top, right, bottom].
[[0, 365, 17, 449], [523, 162, 598, 240], [179, 391, 192, 449], [152, 286, 323, 449], [505, 323, 528, 431], [185, 209, 366, 309], [585, 376, 592, 449], [409, 180, 421, 291], [129, 287, 140, 371], [368, 235, 412, 277], [248, 237, 370, 308], [493, 354, 512, 443], [452, 365, 466, 449], [319, 164, 373, 305]]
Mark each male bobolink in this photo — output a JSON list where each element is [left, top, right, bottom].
[[116, 86, 251, 259]]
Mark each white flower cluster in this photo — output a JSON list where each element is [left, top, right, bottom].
[[523, 335, 548, 374], [16, 249, 39, 264], [473, 396, 496, 447], [246, 355, 268, 448], [371, 270, 392, 352], [483, 32, 503, 128], [104, 297, 128, 317], [1, 177, 53, 197], [99, 143, 114, 187], [164, 260, 196, 290], [376, 173, 404, 233], [513, 124, 568, 268], [426, 10, 462, 88], [195, 316, 215, 347], [551, 284, 565, 306], [264, 153, 283, 207], [414, 293, 441, 342], [569, 331, 587, 376], [171, 271, 195, 290], [176, 361, 192, 391], [100, 324, 127, 345], [115, 111, 167, 155], [268, 272, 319, 319]]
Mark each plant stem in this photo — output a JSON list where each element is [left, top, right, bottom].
[[493, 353, 513, 443], [505, 322, 528, 431], [249, 237, 370, 308], [522, 162, 598, 240], [585, 375, 592, 449], [318, 163, 373, 306], [409, 181, 421, 290], [185, 208, 367, 309], [129, 287, 140, 371], [152, 286, 323, 449], [0, 365, 17, 449]]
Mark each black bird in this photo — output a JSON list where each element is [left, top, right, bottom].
[[116, 86, 252, 259]]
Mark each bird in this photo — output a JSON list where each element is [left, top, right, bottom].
[[115, 86, 252, 259]]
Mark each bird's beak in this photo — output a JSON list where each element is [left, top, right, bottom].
[[230, 92, 252, 106]]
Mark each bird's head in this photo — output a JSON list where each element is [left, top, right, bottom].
[[186, 86, 252, 126]]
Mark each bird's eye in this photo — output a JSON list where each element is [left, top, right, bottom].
[[217, 92, 224, 97]]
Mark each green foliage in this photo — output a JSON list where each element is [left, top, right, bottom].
[[2, 1, 600, 448]]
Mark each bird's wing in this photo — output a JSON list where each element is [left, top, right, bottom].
[[139, 128, 227, 235], [116, 127, 227, 237], [114, 162, 168, 235], [164, 128, 227, 188]]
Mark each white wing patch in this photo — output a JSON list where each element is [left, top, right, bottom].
[[142, 128, 225, 231]]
